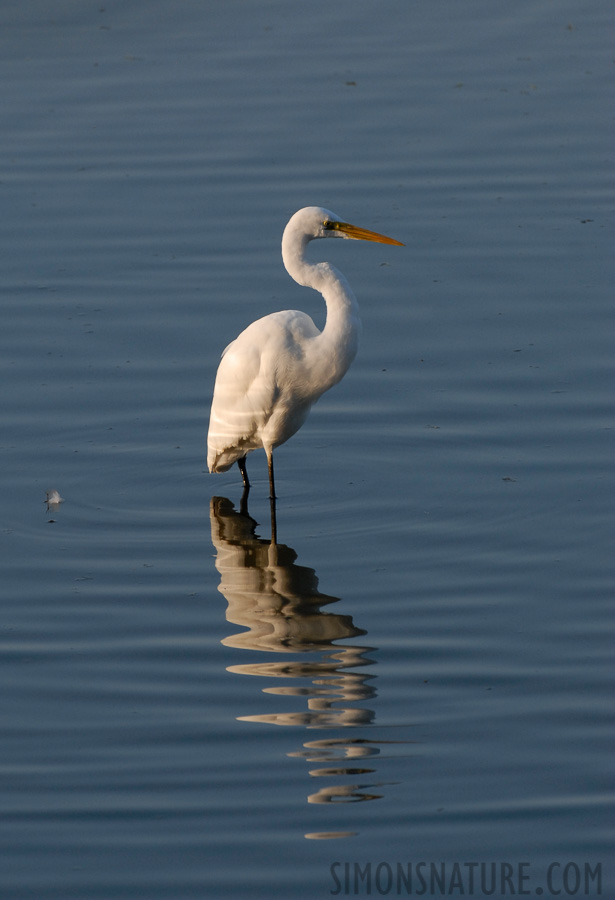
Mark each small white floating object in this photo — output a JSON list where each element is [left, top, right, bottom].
[[45, 489, 64, 509]]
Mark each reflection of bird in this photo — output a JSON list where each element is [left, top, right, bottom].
[[207, 207, 403, 498], [209, 495, 375, 728], [210, 496, 364, 654]]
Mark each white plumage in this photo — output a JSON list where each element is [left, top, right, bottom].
[[207, 206, 403, 497]]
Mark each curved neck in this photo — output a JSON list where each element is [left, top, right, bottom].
[[281, 229, 361, 391]]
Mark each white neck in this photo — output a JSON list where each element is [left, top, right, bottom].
[[281, 228, 361, 395]]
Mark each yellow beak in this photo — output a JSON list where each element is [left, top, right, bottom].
[[330, 220, 404, 246]]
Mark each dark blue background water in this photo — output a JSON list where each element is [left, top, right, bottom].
[[1, 2, 613, 897]]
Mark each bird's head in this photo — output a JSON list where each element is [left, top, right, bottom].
[[288, 207, 404, 246]]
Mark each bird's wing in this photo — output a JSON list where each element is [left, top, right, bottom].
[[207, 311, 318, 471]]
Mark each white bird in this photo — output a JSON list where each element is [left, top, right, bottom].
[[207, 206, 403, 498]]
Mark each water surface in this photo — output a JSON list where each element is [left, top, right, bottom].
[[1, 1, 613, 897]]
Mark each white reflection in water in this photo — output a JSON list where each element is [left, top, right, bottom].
[[210, 495, 408, 838]]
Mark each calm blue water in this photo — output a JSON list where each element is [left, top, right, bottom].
[[1, 1, 613, 897]]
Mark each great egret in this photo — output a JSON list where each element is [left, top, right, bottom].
[[207, 206, 403, 498]]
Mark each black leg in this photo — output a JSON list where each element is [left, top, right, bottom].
[[237, 456, 250, 489], [269, 493, 277, 546], [266, 450, 276, 500], [265, 449, 277, 543]]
